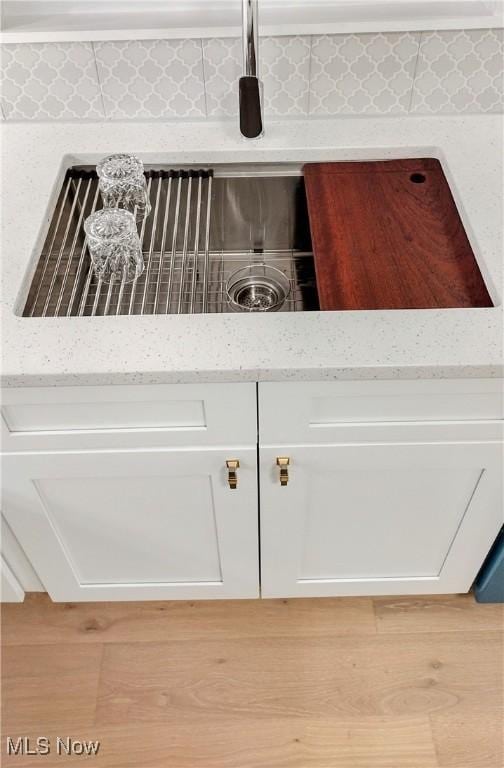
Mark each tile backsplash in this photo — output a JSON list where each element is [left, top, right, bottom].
[[94, 39, 207, 120], [1, 29, 502, 121], [309, 32, 420, 115], [410, 29, 504, 113], [1, 42, 104, 120]]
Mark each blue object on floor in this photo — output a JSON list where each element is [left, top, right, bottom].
[[475, 527, 504, 603]]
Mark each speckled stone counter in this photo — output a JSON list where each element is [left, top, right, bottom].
[[1, 116, 502, 387]]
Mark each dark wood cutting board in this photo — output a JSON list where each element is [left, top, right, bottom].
[[303, 159, 492, 310]]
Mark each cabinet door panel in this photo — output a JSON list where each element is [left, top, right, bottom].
[[299, 465, 481, 580], [260, 440, 502, 597], [35, 474, 222, 584], [2, 448, 259, 601]]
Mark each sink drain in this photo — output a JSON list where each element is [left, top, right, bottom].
[[226, 264, 291, 312], [233, 281, 282, 310]]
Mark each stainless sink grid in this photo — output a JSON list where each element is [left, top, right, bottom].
[[22, 166, 318, 317]]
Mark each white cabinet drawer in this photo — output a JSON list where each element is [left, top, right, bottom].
[[259, 379, 503, 444], [1, 383, 257, 451]]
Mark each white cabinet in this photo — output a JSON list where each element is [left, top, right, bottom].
[[1, 379, 502, 601], [0, 516, 44, 602], [259, 435, 502, 597], [1, 556, 25, 602], [259, 380, 503, 597], [2, 447, 259, 601], [1, 383, 257, 452]]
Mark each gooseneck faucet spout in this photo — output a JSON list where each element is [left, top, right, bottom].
[[239, 0, 264, 139]]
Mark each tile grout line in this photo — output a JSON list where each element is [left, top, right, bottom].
[[200, 38, 209, 119], [91, 41, 108, 120], [307, 34, 314, 117], [408, 31, 424, 114]]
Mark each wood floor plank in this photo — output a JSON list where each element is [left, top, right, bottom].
[[430, 706, 504, 768], [2, 644, 103, 730], [1, 593, 377, 646], [2, 643, 103, 679], [374, 594, 504, 635], [96, 631, 502, 725], [2, 594, 502, 767], [1, 717, 438, 768]]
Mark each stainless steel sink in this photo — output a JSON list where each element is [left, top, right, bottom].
[[23, 163, 319, 317]]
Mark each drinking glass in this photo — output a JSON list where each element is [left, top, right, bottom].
[[84, 209, 144, 284], [97, 153, 151, 222]]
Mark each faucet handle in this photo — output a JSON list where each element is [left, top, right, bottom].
[[240, 0, 263, 139], [239, 76, 263, 139]]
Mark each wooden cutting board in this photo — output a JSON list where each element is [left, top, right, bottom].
[[303, 159, 493, 310]]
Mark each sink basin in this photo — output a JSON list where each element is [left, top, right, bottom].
[[22, 163, 319, 317]]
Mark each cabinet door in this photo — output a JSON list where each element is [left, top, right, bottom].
[[2, 447, 258, 601], [260, 440, 502, 597], [1, 557, 24, 602]]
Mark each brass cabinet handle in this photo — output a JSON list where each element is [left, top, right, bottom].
[[276, 457, 290, 486], [226, 459, 240, 489]]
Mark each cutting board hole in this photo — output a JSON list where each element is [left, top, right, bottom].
[[410, 173, 426, 184]]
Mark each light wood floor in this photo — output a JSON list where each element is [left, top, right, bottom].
[[1, 593, 503, 767]]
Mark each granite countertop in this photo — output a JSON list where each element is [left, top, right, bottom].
[[1, 115, 502, 387]]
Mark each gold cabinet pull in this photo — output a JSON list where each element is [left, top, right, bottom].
[[226, 459, 240, 489], [276, 457, 290, 486]]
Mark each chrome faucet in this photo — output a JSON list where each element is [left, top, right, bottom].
[[239, 0, 264, 139]]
